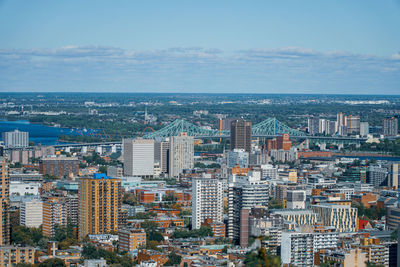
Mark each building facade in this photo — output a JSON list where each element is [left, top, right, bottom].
[[169, 133, 194, 178], [281, 232, 314, 266], [39, 157, 79, 178], [192, 177, 224, 229], [0, 246, 35, 266], [42, 196, 67, 237], [2, 130, 29, 148], [78, 174, 121, 238], [118, 228, 146, 252], [230, 119, 252, 153], [0, 159, 10, 245], [383, 117, 398, 136], [228, 174, 269, 243], [20, 198, 43, 228], [312, 204, 358, 232], [123, 139, 154, 178]]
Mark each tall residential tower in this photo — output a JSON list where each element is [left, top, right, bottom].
[[78, 174, 121, 238]]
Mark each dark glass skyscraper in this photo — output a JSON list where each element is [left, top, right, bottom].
[[230, 119, 252, 153]]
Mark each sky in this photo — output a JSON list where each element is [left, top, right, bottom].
[[0, 0, 399, 94]]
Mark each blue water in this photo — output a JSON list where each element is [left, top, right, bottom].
[[335, 155, 400, 162], [0, 120, 77, 146]]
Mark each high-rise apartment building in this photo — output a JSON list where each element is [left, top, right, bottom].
[[360, 122, 369, 137], [388, 163, 399, 189], [154, 141, 170, 174], [307, 116, 319, 135], [169, 133, 194, 178], [0, 159, 10, 245], [345, 115, 360, 134], [39, 157, 79, 178], [368, 166, 388, 187], [383, 117, 398, 136], [230, 119, 252, 153], [20, 198, 43, 228], [336, 112, 345, 133], [123, 139, 154, 178], [65, 195, 79, 226], [2, 130, 29, 148], [281, 232, 314, 267], [192, 177, 224, 229], [228, 172, 269, 243], [42, 196, 67, 238], [78, 174, 121, 238]]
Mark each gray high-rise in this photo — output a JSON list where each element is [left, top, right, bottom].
[[169, 133, 194, 178]]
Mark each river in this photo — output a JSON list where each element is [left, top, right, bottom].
[[0, 120, 77, 146]]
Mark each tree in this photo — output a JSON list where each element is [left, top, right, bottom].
[[38, 258, 66, 267], [172, 226, 213, 239], [122, 192, 137, 205], [244, 248, 281, 267], [146, 240, 161, 251], [99, 165, 107, 173], [165, 251, 182, 266], [141, 220, 158, 232]]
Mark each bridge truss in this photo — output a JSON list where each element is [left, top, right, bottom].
[[143, 118, 305, 139]]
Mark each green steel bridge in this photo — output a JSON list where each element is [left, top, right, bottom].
[[142, 118, 367, 144]]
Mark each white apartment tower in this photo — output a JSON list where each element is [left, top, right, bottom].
[[20, 198, 43, 228], [192, 177, 225, 229], [169, 133, 194, 178], [2, 130, 29, 148], [123, 138, 154, 178]]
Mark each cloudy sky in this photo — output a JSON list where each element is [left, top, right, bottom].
[[1, 0, 399, 94]]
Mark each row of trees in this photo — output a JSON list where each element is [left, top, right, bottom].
[[172, 226, 213, 239]]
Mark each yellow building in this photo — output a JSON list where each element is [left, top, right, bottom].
[[0, 246, 35, 266], [78, 174, 121, 239], [42, 196, 68, 238], [118, 228, 146, 252], [0, 159, 10, 245], [288, 170, 297, 183]]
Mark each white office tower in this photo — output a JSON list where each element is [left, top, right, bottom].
[[336, 112, 345, 133], [192, 176, 225, 229], [20, 198, 43, 228], [281, 232, 314, 267], [2, 130, 29, 148], [169, 133, 194, 178], [228, 171, 269, 243], [360, 122, 369, 137], [123, 138, 154, 178], [286, 190, 306, 209], [227, 149, 249, 168]]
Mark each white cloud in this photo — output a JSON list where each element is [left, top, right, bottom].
[[0, 46, 399, 94]]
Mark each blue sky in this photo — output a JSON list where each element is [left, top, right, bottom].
[[0, 0, 399, 94]]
